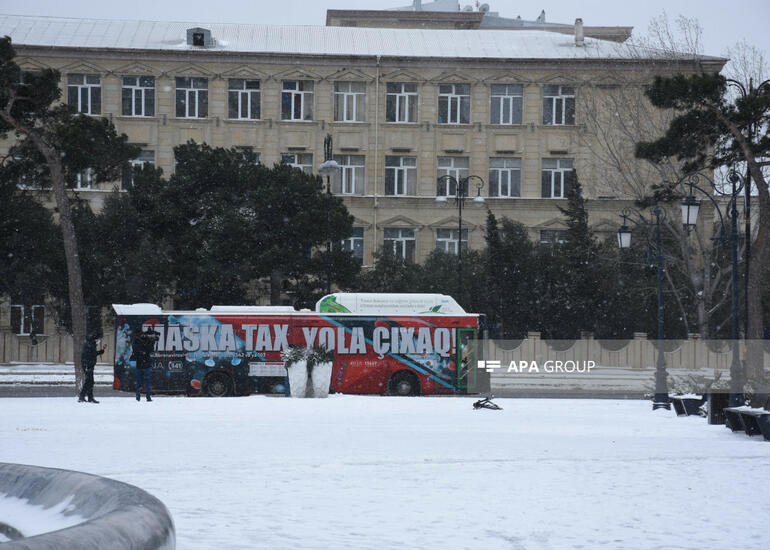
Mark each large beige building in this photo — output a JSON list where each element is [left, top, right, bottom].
[[0, 5, 726, 340]]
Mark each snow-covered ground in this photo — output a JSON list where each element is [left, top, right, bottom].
[[1, 395, 768, 549], [0, 363, 112, 385]]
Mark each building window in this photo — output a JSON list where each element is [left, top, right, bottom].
[[438, 83, 470, 124], [122, 76, 155, 117], [384, 228, 415, 262], [340, 227, 364, 262], [334, 81, 366, 122], [236, 147, 261, 164], [332, 155, 365, 195], [386, 83, 417, 123], [175, 77, 208, 118], [435, 228, 468, 255], [131, 150, 155, 169], [67, 74, 101, 115], [10, 304, 44, 336], [540, 230, 567, 244], [543, 85, 575, 125], [489, 158, 521, 197], [68, 168, 94, 189], [437, 157, 469, 196], [384, 156, 417, 196], [281, 153, 313, 174], [123, 150, 155, 188], [228, 79, 261, 120], [12, 154, 44, 189], [541, 158, 574, 198], [490, 84, 522, 125], [281, 80, 314, 121]]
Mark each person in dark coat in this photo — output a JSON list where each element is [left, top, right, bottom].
[[78, 331, 105, 403], [133, 326, 159, 402]]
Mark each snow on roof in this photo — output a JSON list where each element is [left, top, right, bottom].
[[210, 305, 296, 314], [112, 303, 163, 316], [0, 13, 660, 60], [391, 0, 461, 11]]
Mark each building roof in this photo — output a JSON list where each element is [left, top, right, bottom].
[[379, 1, 632, 42], [0, 14, 717, 62], [391, 1, 567, 27], [391, 0, 462, 10]]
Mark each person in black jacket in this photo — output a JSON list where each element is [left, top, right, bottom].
[[78, 331, 105, 403], [133, 326, 159, 402]]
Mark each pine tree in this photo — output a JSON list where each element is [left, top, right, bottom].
[[0, 37, 138, 388], [550, 171, 600, 338], [90, 143, 357, 309], [636, 72, 770, 346]]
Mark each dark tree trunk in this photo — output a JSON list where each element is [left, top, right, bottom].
[[33, 134, 87, 394], [270, 269, 282, 306]]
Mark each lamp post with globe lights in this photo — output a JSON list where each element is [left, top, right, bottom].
[[677, 172, 745, 407], [617, 204, 670, 410], [435, 174, 485, 304], [318, 134, 340, 296]]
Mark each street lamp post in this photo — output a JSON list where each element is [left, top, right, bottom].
[[617, 205, 671, 410], [435, 174, 485, 303], [318, 134, 340, 296], [678, 172, 745, 407]]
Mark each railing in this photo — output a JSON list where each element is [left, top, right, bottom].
[[481, 332, 768, 397], [0, 331, 114, 364]]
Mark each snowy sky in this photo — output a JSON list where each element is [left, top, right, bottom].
[[0, 0, 768, 59]]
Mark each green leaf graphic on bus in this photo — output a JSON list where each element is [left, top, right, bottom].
[[418, 305, 444, 314], [319, 296, 351, 313]]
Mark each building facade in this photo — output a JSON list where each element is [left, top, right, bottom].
[[0, 10, 725, 342]]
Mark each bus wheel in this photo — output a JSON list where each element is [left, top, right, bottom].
[[389, 371, 420, 396], [203, 372, 233, 397]]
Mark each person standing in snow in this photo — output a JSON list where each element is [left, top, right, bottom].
[[78, 331, 105, 403], [133, 325, 159, 402]]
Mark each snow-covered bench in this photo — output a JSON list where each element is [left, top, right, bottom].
[[724, 396, 770, 441], [669, 394, 706, 416]]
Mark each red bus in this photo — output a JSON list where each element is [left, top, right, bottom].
[[112, 293, 481, 396]]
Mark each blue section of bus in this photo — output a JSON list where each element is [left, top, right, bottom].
[[169, 314, 266, 362]]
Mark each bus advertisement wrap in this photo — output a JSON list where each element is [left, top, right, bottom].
[[113, 294, 480, 397]]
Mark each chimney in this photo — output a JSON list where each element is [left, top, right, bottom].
[[574, 18, 584, 47]]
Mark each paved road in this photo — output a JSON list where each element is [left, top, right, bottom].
[[0, 385, 132, 398]]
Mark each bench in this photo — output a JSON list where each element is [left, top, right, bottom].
[[724, 395, 770, 441], [669, 394, 707, 416], [706, 392, 730, 425]]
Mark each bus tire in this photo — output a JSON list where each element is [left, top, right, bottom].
[[203, 371, 233, 397], [389, 371, 420, 396]]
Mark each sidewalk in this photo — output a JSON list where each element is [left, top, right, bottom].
[[0, 362, 731, 397], [0, 363, 113, 386]]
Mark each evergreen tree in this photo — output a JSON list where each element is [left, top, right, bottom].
[[636, 72, 770, 346], [354, 247, 421, 293], [551, 172, 599, 338], [90, 143, 357, 309], [0, 173, 63, 310], [482, 213, 535, 338], [414, 248, 486, 315], [0, 37, 138, 385]]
